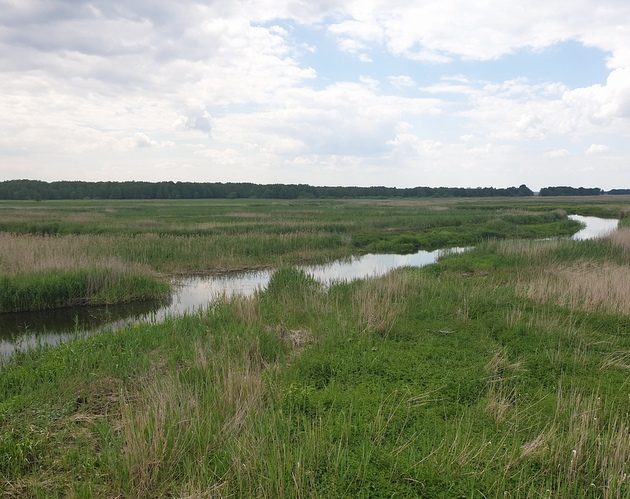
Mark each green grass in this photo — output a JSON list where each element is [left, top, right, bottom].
[[0, 268, 169, 313], [1, 231, 630, 496]]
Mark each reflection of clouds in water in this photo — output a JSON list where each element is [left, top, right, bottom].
[[158, 271, 272, 319], [0, 331, 88, 359], [569, 215, 618, 240], [303, 249, 453, 283]]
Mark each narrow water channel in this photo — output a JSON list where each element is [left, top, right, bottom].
[[0, 215, 618, 359]]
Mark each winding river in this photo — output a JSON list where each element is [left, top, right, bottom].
[[0, 214, 618, 359]]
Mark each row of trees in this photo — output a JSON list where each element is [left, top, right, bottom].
[[0, 180, 623, 200], [538, 186, 604, 196], [0, 180, 536, 200]]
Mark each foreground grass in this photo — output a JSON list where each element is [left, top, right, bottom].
[[2, 233, 629, 497]]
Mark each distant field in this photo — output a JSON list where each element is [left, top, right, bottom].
[[1, 196, 630, 497]]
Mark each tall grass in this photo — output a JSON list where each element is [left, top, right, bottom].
[[608, 227, 630, 252], [0, 233, 167, 312], [521, 262, 630, 315], [352, 270, 414, 335]]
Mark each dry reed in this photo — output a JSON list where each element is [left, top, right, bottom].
[[352, 270, 415, 335], [608, 227, 630, 252], [547, 389, 630, 497], [0, 233, 153, 276], [495, 238, 564, 257], [521, 262, 630, 315]]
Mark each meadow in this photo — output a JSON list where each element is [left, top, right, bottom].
[[1, 196, 629, 497]]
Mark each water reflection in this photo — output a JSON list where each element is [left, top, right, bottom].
[[0, 299, 165, 357], [569, 214, 619, 240], [0, 215, 618, 359]]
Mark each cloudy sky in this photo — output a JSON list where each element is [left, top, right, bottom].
[[1, 1, 629, 189]]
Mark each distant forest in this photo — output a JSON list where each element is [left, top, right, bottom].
[[0, 180, 624, 200]]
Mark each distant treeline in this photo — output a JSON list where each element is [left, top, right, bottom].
[[0, 180, 536, 200], [0, 180, 625, 200], [539, 186, 604, 196]]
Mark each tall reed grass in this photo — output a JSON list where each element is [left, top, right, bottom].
[[352, 270, 414, 335], [521, 262, 630, 315], [0, 233, 167, 312], [608, 227, 630, 252]]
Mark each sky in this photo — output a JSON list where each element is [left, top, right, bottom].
[[1, 1, 629, 189]]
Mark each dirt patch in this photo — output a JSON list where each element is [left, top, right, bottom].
[[70, 376, 123, 417], [275, 324, 314, 351]]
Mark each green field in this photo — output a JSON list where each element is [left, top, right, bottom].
[[1, 196, 630, 497]]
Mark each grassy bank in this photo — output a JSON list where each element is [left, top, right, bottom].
[[0, 233, 168, 312], [1, 230, 629, 496], [0, 269, 168, 313]]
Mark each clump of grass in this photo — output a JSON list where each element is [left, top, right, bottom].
[[120, 338, 269, 497], [260, 267, 325, 326], [484, 349, 523, 423], [352, 270, 414, 334], [601, 351, 630, 371], [495, 238, 564, 257], [542, 389, 630, 496], [521, 262, 630, 315]]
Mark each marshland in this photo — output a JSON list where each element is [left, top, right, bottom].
[[1, 196, 630, 497]]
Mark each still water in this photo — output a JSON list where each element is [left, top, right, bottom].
[[568, 214, 619, 240], [0, 215, 618, 359]]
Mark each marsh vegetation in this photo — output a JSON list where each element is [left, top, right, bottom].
[[0, 196, 624, 312], [1, 196, 629, 497]]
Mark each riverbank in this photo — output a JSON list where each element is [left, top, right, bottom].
[[2, 227, 630, 496], [0, 232, 169, 313]]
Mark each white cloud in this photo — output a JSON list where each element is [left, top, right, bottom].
[[545, 149, 570, 159], [388, 75, 415, 89], [585, 144, 609, 155], [132, 133, 158, 148], [326, 1, 630, 68]]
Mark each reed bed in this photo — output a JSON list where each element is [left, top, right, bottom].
[[494, 238, 565, 257], [608, 227, 630, 252], [0, 233, 152, 275], [0, 233, 167, 312], [521, 261, 630, 315]]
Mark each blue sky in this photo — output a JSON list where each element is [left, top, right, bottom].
[[291, 22, 609, 89], [1, 1, 629, 189]]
